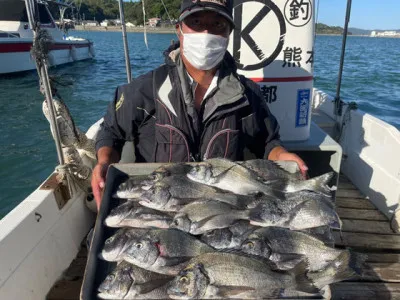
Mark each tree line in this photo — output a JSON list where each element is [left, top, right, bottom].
[[48, 0, 181, 25]]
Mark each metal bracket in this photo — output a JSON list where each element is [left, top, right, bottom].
[[40, 173, 71, 209]]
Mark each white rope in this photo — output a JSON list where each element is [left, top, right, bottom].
[[160, 0, 173, 25], [142, 0, 148, 49]]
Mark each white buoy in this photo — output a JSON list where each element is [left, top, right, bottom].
[[70, 46, 77, 61]]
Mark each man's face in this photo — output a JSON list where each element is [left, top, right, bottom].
[[177, 11, 231, 44]]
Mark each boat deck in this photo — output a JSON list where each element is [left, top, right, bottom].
[[47, 175, 400, 300]]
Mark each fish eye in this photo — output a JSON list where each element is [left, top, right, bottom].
[[173, 219, 180, 226], [246, 241, 254, 248], [107, 274, 115, 280], [179, 276, 189, 283], [135, 243, 143, 249], [105, 236, 114, 244]]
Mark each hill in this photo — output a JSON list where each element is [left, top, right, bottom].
[[315, 23, 351, 35]]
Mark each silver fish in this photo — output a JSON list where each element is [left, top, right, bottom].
[[113, 176, 147, 199], [105, 201, 174, 229], [167, 252, 317, 299], [186, 158, 276, 196], [249, 197, 341, 230], [139, 175, 238, 212], [170, 200, 250, 235], [100, 228, 149, 262], [200, 220, 258, 249], [98, 261, 173, 299], [102, 229, 214, 275], [241, 227, 347, 272]]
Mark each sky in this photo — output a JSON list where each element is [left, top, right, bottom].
[[317, 0, 400, 30]]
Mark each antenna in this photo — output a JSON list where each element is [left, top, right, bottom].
[[117, 0, 132, 83], [334, 0, 352, 117]]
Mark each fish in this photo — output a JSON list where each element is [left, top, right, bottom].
[[101, 229, 214, 275], [113, 164, 192, 199], [239, 160, 336, 196], [170, 200, 250, 235], [186, 158, 277, 196], [240, 227, 348, 272], [239, 159, 304, 181], [100, 228, 149, 262], [139, 175, 238, 212], [98, 261, 173, 299], [167, 252, 317, 299], [187, 158, 335, 196], [104, 201, 174, 229], [249, 197, 341, 230], [200, 220, 258, 250], [300, 226, 335, 247], [113, 176, 147, 199]]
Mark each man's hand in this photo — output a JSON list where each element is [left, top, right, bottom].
[[91, 162, 109, 210], [268, 146, 308, 178]]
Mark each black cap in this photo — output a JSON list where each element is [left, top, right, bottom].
[[179, 0, 234, 27]]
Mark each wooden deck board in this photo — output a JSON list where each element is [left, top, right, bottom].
[[333, 231, 400, 249], [336, 207, 388, 221], [336, 197, 377, 210], [331, 282, 400, 300], [341, 219, 394, 234]]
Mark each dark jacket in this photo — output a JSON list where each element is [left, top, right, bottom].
[[95, 43, 281, 162]]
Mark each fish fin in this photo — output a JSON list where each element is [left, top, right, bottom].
[[270, 253, 307, 270], [135, 278, 172, 294], [272, 160, 300, 174], [156, 256, 191, 266], [292, 259, 319, 294], [308, 250, 365, 289], [213, 285, 255, 298]]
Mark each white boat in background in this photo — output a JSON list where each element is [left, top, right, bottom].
[[0, 0, 94, 74]]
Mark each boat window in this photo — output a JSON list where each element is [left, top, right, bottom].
[[0, 1, 29, 22], [0, 33, 21, 38]]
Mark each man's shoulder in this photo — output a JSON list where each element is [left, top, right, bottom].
[[116, 64, 169, 96]]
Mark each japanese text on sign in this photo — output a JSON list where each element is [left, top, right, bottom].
[[261, 85, 278, 103], [284, 0, 312, 27], [296, 89, 310, 127]]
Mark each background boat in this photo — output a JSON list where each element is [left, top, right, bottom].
[[0, 0, 94, 74]]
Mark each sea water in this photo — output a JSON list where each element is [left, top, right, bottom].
[[0, 32, 399, 218]]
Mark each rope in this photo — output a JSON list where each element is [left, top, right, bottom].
[[30, 28, 53, 68]]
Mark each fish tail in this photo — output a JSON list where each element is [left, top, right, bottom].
[[308, 250, 366, 289], [293, 172, 335, 196], [292, 260, 319, 294]]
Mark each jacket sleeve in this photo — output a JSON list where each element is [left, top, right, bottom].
[[95, 72, 155, 156], [241, 76, 282, 158]]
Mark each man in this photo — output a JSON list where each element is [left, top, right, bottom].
[[92, 0, 308, 209]]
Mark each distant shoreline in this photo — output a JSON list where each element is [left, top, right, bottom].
[[72, 26, 399, 38]]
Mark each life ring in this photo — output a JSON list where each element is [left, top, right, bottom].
[[70, 46, 77, 61]]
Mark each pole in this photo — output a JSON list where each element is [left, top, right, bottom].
[[117, 0, 132, 83], [334, 0, 352, 117], [25, 0, 65, 166]]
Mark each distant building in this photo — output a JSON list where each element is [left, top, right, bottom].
[[81, 20, 99, 27], [148, 18, 161, 27], [126, 22, 135, 27], [371, 30, 399, 37], [100, 19, 111, 27]]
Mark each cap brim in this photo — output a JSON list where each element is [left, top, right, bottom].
[[179, 7, 235, 29]]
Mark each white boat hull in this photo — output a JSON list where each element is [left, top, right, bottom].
[[0, 40, 94, 74]]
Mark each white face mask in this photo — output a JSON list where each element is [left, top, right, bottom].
[[181, 29, 229, 70]]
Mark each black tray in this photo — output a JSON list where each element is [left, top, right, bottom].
[[80, 163, 165, 300], [80, 161, 304, 299]]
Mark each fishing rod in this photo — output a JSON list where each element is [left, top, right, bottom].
[[117, 0, 132, 83], [334, 0, 352, 117], [24, 0, 65, 167]]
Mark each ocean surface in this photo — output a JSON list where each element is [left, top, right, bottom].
[[0, 32, 399, 218]]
